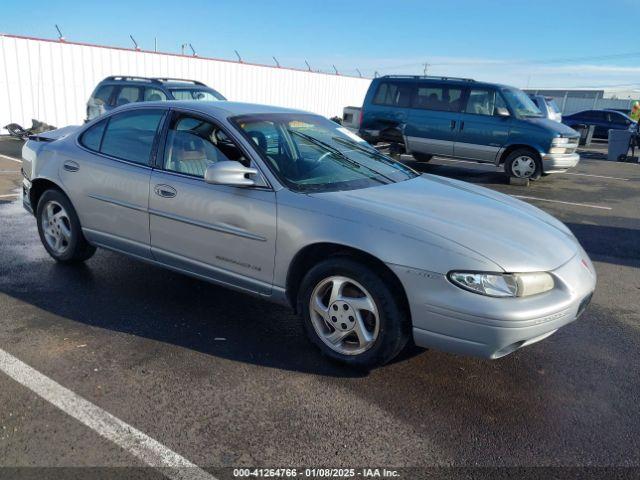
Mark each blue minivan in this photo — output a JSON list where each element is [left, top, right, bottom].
[[359, 76, 580, 180]]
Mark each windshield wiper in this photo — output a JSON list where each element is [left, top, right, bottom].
[[331, 136, 417, 175], [287, 129, 395, 183]]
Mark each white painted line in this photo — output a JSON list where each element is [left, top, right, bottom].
[[0, 193, 19, 198], [560, 172, 629, 181], [514, 195, 612, 211], [0, 153, 21, 163], [0, 348, 216, 480]]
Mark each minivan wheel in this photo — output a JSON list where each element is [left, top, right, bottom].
[[412, 153, 433, 162], [36, 189, 96, 263], [505, 149, 542, 180], [298, 257, 410, 369]]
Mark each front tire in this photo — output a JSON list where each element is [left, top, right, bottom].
[[36, 189, 96, 263], [298, 257, 410, 369], [504, 148, 542, 180]]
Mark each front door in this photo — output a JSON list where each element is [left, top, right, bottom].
[[148, 111, 277, 295], [405, 83, 464, 157], [455, 88, 511, 163], [62, 108, 166, 258]]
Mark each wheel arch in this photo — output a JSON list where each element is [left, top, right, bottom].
[[30, 178, 68, 213], [498, 144, 542, 165], [286, 242, 411, 319]]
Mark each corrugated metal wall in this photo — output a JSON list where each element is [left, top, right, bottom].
[[0, 34, 371, 129]]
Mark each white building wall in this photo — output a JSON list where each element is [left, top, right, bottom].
[[0, 34, 371, 129]]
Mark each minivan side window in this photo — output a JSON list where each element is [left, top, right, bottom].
[[98, 110, 165, 165], [372, 82, 413, 108], [465, 89, 505, 116], [414, 85, 463, 112]]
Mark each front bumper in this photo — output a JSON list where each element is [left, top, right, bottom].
[[390, 249, 596, 359], [541, 152, 580, 173], [22, 176, 33, 214]]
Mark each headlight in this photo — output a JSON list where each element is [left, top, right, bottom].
[[549, 147, 567, 154], [448, 271, 554, 298], [552, 137, 569, 145]]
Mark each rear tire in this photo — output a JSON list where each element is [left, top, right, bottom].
[[504, 148, 542, 180], [298, 257, 410, 369], [412, 153, 433, 162], [36, 189, 96, 263]]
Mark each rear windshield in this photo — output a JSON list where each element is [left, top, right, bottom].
[[169, 88, 226, 101]]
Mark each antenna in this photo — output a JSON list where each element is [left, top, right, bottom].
[[234, 50, 243, 63], [55, 24, 65, 42], [129, 35, 140, 51], [189, 43, 197, 57], [305, 60, 312, 71]]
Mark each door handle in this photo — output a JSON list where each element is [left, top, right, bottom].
[[459, 121, 465, 131], [450, 120, 456, 130], [63, 160, 79, 172], [153, 184, 176, 198]]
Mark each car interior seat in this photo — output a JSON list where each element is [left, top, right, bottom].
[[168, 131, 214, 177]]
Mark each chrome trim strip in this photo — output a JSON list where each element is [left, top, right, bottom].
[[148, 208, 267, 242], [87, 193, 147, 212]]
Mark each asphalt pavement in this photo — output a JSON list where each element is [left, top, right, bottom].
[[0, 138, 639, 479]]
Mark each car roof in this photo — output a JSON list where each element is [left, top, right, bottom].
[[115, 100, 313, 118], [373, 76, 512, 90]]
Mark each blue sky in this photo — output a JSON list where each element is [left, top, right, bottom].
[[2, 0, 640, 90]]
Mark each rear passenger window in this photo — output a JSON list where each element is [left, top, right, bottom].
[[144, 88, 168, 102], [99, 110, 164, 165], [373, 82, 413, 108], [80, 119, 108, 151], [92, 86, 114, 105], [414, 86, 463, 112], [115, 86, 142, 106]]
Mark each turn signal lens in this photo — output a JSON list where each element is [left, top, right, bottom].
[[549, 147, 567, 154], [448, 272, 554, 298]]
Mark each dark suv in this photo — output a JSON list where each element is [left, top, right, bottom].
[[86, 76, 226, 121]]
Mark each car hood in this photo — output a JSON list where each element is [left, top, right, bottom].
[[524, 117, 579, 137], [312, 175, 579, 273]]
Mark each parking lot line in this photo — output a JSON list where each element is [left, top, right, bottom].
[[514, 195, 612, 210], [0, 153, 21, 163], [560, 172, 629, 181], [0, 348, 216, 480]]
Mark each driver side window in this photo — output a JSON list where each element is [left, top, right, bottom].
[[163, 114, 247, 178]]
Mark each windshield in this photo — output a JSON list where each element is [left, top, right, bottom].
[[502, 88, 543, 118], [169, 88, 226, 101], [231, 113, 418, 192]]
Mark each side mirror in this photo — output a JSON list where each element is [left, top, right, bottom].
[[495, 107, 510, 117], [204, 161, 258, 186]]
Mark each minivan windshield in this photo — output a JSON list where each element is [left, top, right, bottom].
[[502, 88, 543, 118], [231, 113, 418, 192], [169, 88, 226, 101]]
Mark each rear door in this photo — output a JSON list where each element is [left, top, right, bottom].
[[64, 107, 167, 258], [361, 80, 414, 144], [405, 83, 464, 157], [455, 87, 511, 163]]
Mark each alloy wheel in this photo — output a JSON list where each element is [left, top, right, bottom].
[[41, 200, 72, 255], [309, 275, 379, 355]]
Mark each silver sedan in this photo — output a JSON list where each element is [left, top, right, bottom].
[[21, 101, 596, 368]]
